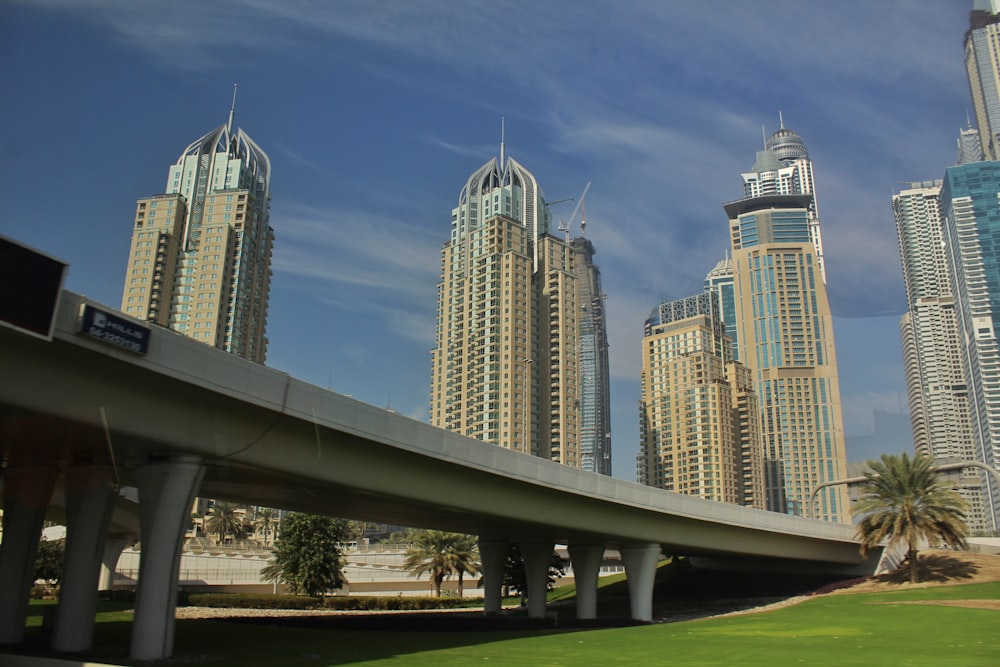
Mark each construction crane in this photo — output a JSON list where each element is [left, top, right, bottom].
[[557, 181, 591, 239]]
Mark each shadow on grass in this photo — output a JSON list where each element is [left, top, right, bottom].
[[3, 561, 860, 666], [7, 609, 635, 667], [879, 553, 979, 585]]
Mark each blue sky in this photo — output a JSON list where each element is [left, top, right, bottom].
[[1, 0, 973, 478]]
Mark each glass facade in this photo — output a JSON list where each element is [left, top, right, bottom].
[[941, 160, 1000, 529]]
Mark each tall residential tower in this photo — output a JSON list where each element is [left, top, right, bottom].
[[121, 100, 273, 363], [725, 191, 850, 522], [965, 0, 1000, 160], [638, 290, 763, 507], [429, 145, 611, 471], [893, 181, 988, 532]]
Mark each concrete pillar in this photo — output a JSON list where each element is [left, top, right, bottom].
[[52, 463, 117, 653], [567, 543, 604, 619], [130, 455, 204, 662], [0, 463, 59, 645], [620, 542, 661, 622], [477, 539, 508, 615], [98, 535, 132, 591], [519, 540, 554, 619]]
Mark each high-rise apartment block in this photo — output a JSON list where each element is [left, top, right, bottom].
[[121, 107, 273, 363], [893, 181, 989, 532], [940, 161, 1000, 530], [965, 0, 1000, 160], [638, 292, 762, 507], [725, 191, 850, 522], [429, 148, 611, 471]]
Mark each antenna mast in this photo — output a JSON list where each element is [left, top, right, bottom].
[[228, 83, 238, 133], [500, 116, 506, 166]]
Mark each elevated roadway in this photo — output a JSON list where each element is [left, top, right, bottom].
[[0, 291, 878, 660]]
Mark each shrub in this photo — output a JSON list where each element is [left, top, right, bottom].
[[186, 593, 320, 610], [320, 595, 476, 611]]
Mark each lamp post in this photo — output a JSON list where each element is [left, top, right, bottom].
[[806, 459, 1000, 519]]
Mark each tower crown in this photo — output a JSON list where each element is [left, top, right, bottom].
[[765, 127, 808, 164]]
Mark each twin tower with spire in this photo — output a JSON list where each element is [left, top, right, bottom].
[[120, 86, 274, 364], [429, 123, 612, 476]]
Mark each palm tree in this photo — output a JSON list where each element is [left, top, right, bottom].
[[205, 501, 244, 545], [854, 452, 969, 583], [445, 534, 480, 597], [403, 530, 478, 597], [254, 507, 279, 548]]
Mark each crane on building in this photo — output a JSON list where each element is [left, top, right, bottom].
[[557, 181, 591, 239]]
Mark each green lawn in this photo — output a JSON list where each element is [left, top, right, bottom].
[[10, 582, 999, 666]]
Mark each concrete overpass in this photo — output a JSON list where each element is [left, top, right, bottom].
[[0, 290, 878, 660]]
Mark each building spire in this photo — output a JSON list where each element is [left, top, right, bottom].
[[228, 83, 238, 134], [779, 110, 785, 129], [500, 116, 506, 166], [761, 124, 767, 149]]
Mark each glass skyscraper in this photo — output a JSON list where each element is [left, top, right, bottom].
[[940, 160, 1000, 530], [571, 237, 612, 475]]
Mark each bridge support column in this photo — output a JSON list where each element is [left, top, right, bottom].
[[520, 540, 554, 619], [568, 543, 604, 619], [99, 534, 132, 591], [0, 462, 59, 645], [477, 539, 508, 615], [52, 463, 117, 653], [621, 542, 661, 622], [130, 454, 204, 662]]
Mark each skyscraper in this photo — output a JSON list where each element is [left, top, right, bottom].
[[742, 117, 826, 282], [704, 257, 739, 360], [429, 144, 610, 470], [637, 292, 762, 507], [121, 100, 273, 363], [965, 0, 1000, 160], [893, 181, 988, 532], [571, 236, 612, 475], [940, 160, 1000, 530], [725, 192, 850, 522]]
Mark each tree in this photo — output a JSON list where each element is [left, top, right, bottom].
[[345, 520, 371, 546], [35, 537, 64, 585], [501, 542, 565, 603], [445, 533, 480, 597], [253, 507, 279, 547], [403, 530, 479, 597], [269, 513, 348, 596], [854, 452, 969, 583], [205, 501, 244, 544]]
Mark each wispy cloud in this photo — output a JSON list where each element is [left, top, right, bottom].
[[271, 203, 441, 342]]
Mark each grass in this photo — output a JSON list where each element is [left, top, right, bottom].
[[9, 579, 999, 666]]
